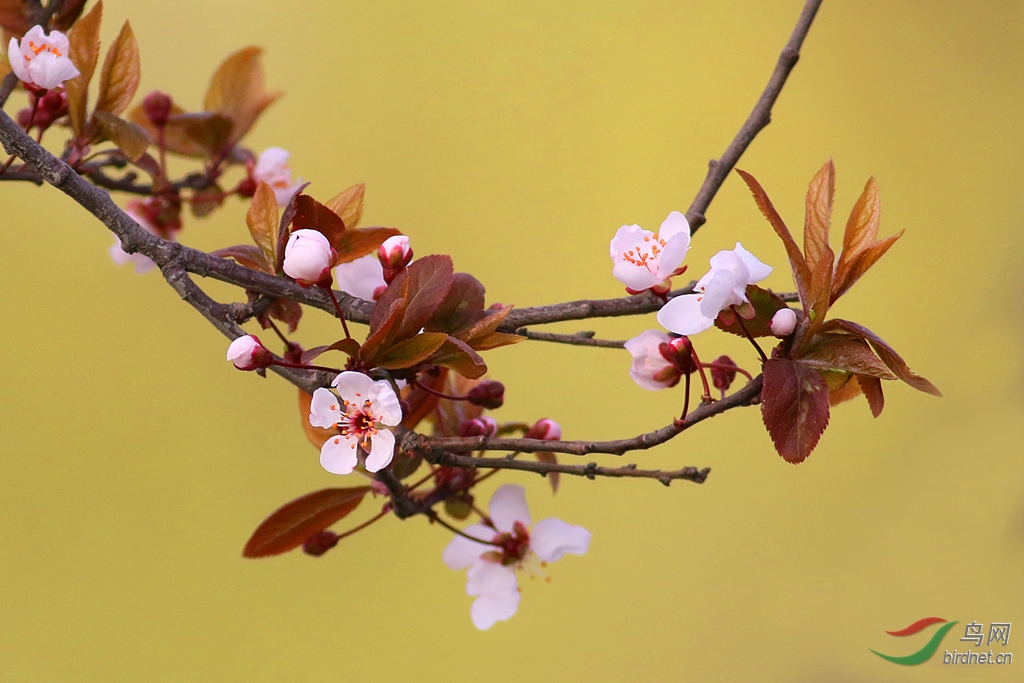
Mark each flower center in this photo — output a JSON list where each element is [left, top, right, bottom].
[[494, 522, 531, 566], [621, 234, 667, 273], [27, 40, 62, 58]]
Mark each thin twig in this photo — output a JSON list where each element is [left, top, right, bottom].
[[685, 0, 823, 234], [427, 452, 711, 487], [516, 329, 625, 348]]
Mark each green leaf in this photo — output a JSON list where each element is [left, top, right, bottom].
[[760, 358, 830, 464], [242, 487, 370, 558]]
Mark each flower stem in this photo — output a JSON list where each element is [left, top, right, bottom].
[[730, 305, 768, 363], [410, 379, 470, 402], [699, 361, 754, 382], [427, 511, 500, 546], [270, 359, 343, 374], [680, 372, 692, 421], [327, 288, 353, 340], [687, 344, 713, 402], [332, 508, 389, 542], [264, 317, 291, 347]]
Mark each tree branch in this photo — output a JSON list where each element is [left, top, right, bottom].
[[0, 73, 17, 110], [516, 329, 625, 348], [685, 0, 822, 234], [410, 375, 763, 457], [426, 451, 710, 486]]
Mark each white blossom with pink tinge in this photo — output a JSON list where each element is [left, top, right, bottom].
[[443, 484, 590, 630], [657, 242, 772, 336], [309, 372, 402, 474], [253, 147, 303, 206], [8, 26, 80, 90], [334, 253, 387, 301], [283, 229, 334, 286], [609, 211, 690, 293], [624, 329, 684, 391]]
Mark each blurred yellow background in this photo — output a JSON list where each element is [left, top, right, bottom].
[[1, 0, 1022, 680]]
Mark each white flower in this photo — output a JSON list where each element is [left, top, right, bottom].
[[253, 147, 303, 206], [770, 308, 797, 337], [283, 229, 334, 286], [109, 202, 174, 275], [309, 371, 402, 474], [8, 26, 80, 90], [609, 210, 690, 293], [334, 253, 387, 301], [225, 335, 269, 370], [378, 234, 413, 274], [443, 484, 590, 630], [624, 330, 689, 391], [656, 242, 772, 335]]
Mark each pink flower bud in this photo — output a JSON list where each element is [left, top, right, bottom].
[[226, 335, 273, 371], [236, 177, 258, 198], [525, 418, 561, 441], [142, 91, 173, 127], [378, 235, 413, 283], [466, 381, 504, 410], [658, 335, 697, 375], [770, 308, 798, 337], [710, 355, 737, 393], [283, 229, 335, 287], [302, 530, 340, 557], [458, 416, 498, 438]]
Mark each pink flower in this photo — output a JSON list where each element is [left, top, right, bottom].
[[109, 201, 178, 275], [770, 308, 797, 337], [623, 330, 697, 391], [443, 485, 590, 630], [656, 242, 772, 335], [252, 147, 303, 206], [8, 26, 80, 90], [609, 211, 690, 294], [283, 229, 335, 286], [525, 418, 561, 441], [309, 372, 403, 474], [334, 253, 388, 301], [225, 335, 272, 371]]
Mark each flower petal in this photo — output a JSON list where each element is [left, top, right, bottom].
[[367, 380, 402, 426], [442, 525, 497, 569], [363, 428, 395, 472], [466, 560, 518, 596], [733, 242, 773, 283], [611, 261, 661, 292], [698, 268, 748, 319], [655, 231, 691, 279], [319, 435, 359, 475], [331, 371, 378, 403], [657, 294, 714, 336], [657, 211, 690, 243], [470, 587, 520, 630], [488, 484, 531, 533], [334, 254, 386, 302], [531, 518, 591, 562], [309, 388, 342, 429], [8, 38, 29, 83], [624, 329, 677, 391], [609, 224, 646, 260]]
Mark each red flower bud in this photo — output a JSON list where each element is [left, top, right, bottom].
[[236, 177, 258, 198], [302, 530, 340, 557], [710, 355, 738, 393], [467, 381, 504, 410], [658, 336, 696, 375], [525, 418, 561, 441], [378, 235, 413, 284], [458, 416, 498, 438], [142, 90, 173, 128]]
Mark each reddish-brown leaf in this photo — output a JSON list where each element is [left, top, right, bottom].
[[401, 368, 448, 430], [292, 194, 346, 246], [827, 373, 862, 407], [760, 358, 830, 464], [373, 255, 454, 343], [429, 335, 487, 379], [242, 486, 369, 558], [455, 306, 513, 346], [298, 389, 336, 449], [164, 110, 234, 156], [210, 245, 272, 273], [819, 319, 941, 397], [325, 183, 365, 230], [858, 374, 885, 418], [189, 183, 224, 218], [203, 46, 280, 146], [362, 297, 406, 363], [94, 20, 139, 117], [65, 0, 102, 138], [301, 338, 361, 364], [714, 285, 789, 338], [92, 111, 150, 160], [265, 298, 302, 334], [470, 331, 525, 352], [802, 160, 835, 336], [247, 181, 280, 266], [840, 177, 880, 268], [797, 333, 895, 379], [736, 168, 812, 311], [333, 226, 401, 265], [426, 272, 487, 335], [0, 0, 30, 36], [49, 0, 87, 31], [374, 332, 448, 370], [831, 231, 903, 303], [536, 451, 559, 493]]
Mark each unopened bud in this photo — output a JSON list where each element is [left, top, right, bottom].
[[236, 177, 258, 198], [658, 335, 696, 375], [525, 418, 561, 441], [302, 530, 340, 557], [226, 334, 273, 371], [466, 381, 504, 410], [378, 235, 413, 284], [142, 90, 173, 128], [283, 229, 336, 287], [770, 308, 798, 337], [710, 355, 738, 393], [458, 416, 498, 438]]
